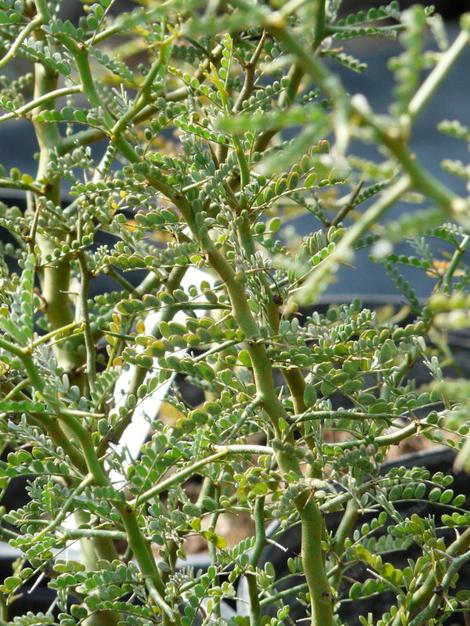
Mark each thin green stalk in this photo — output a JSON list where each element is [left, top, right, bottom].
[[293, 410, 396, 423], [34, 0, 50, 20], [260, 582, 308, 607], [0, 336, 27, 359], [58, 410, 173, 619], [110, 89, 333, 626], [408, 29, 470, 120], [330, 499, 359, 588], [0, 177, 44, 193], [333, 419, 427, 450], [131, 445, 273, 507], [409, 549, 470, 626], [295, 176, 411, 304], [18, 351, 45, 394], [0, 86, 81, 124], [230, 194, 312, 457], [61, 528, 127, 541], [2, 378, 30, 401], [128, 166, 334, 626], [391, 527, 470, 626], [35, 474, 94, 541], [24, 27, 120, 591], [312, 0, 327, 50], [246, 497, 267, 626], [32, 55, 83, 374], [73, 510, 120, 567], [443, 234, 470, 293], [250, 497, 267, 566], [198, 241, 333, 626], [38, 415, 88, 474], [111, 44, 170, 137], [77, 252, 96, 395], [105, 265, 139, 295], [0, 16, 43, 69], [31, 321, 82, 349], [299, 494, 334, 626]]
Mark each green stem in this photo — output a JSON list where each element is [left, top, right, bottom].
[[28, 23, 120, 602], [246, 497, 266, 626], [0, 336, 28, 359], [112, 102, 334, 626], [0, 15, 43, 69], [31, 321, 82, 349], [77, 252, 96, 395], [41, 416, 88, 474], [312, 0, 327, 50], [293, 409, 397, 423], [58, 410, 173, 619], [260, 581, 308, 607], [330, 499, 359, 588], [443, 234, 470, 294], [408, 29, 470, 120], [33, 0, 50, 20], [32, 59, 83, 374], [130, 445, 273, 507], [60, 528, 127, 541], [391, 527, 470, 626], [295, 176, 411, 304], [0, 86, 81, 124], [0, 177, 44, 193], [333, 419, 427, 450], [299, 495, 334, 626], [409, 549, 470, 626]]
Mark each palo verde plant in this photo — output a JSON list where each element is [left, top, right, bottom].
[[0, 0, 469, 625]]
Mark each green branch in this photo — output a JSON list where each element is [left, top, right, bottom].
[[408, 28, 470, 120], [246, 497, 267, 626], [391, 527, 470, 626], [130, 445, 273, 507], [77, 252, 96, 395], [0, 86, 81, 124], [0, 16, 43, 69]]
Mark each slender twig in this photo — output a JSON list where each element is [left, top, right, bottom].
[[34, 474, 94, 541], [408, 29, 470, 120], [77, 251, 97, 394], [130, 445, 274, 507], [31, 321, 82, 349], [246, 497, 266, 626], [443, 234, 470, 294], [0, 86, 81, 124], [391, 529, 470, 626], [0, 177, 44, 193], [329, 180, 364, 226], [0, 16, 43, 69], [294, 176, 411, 304]]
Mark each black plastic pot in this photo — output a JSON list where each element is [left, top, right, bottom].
[[236, 447, 470, 625]]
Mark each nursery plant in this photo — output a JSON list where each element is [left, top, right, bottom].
[[0, 0, 469, 624]]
